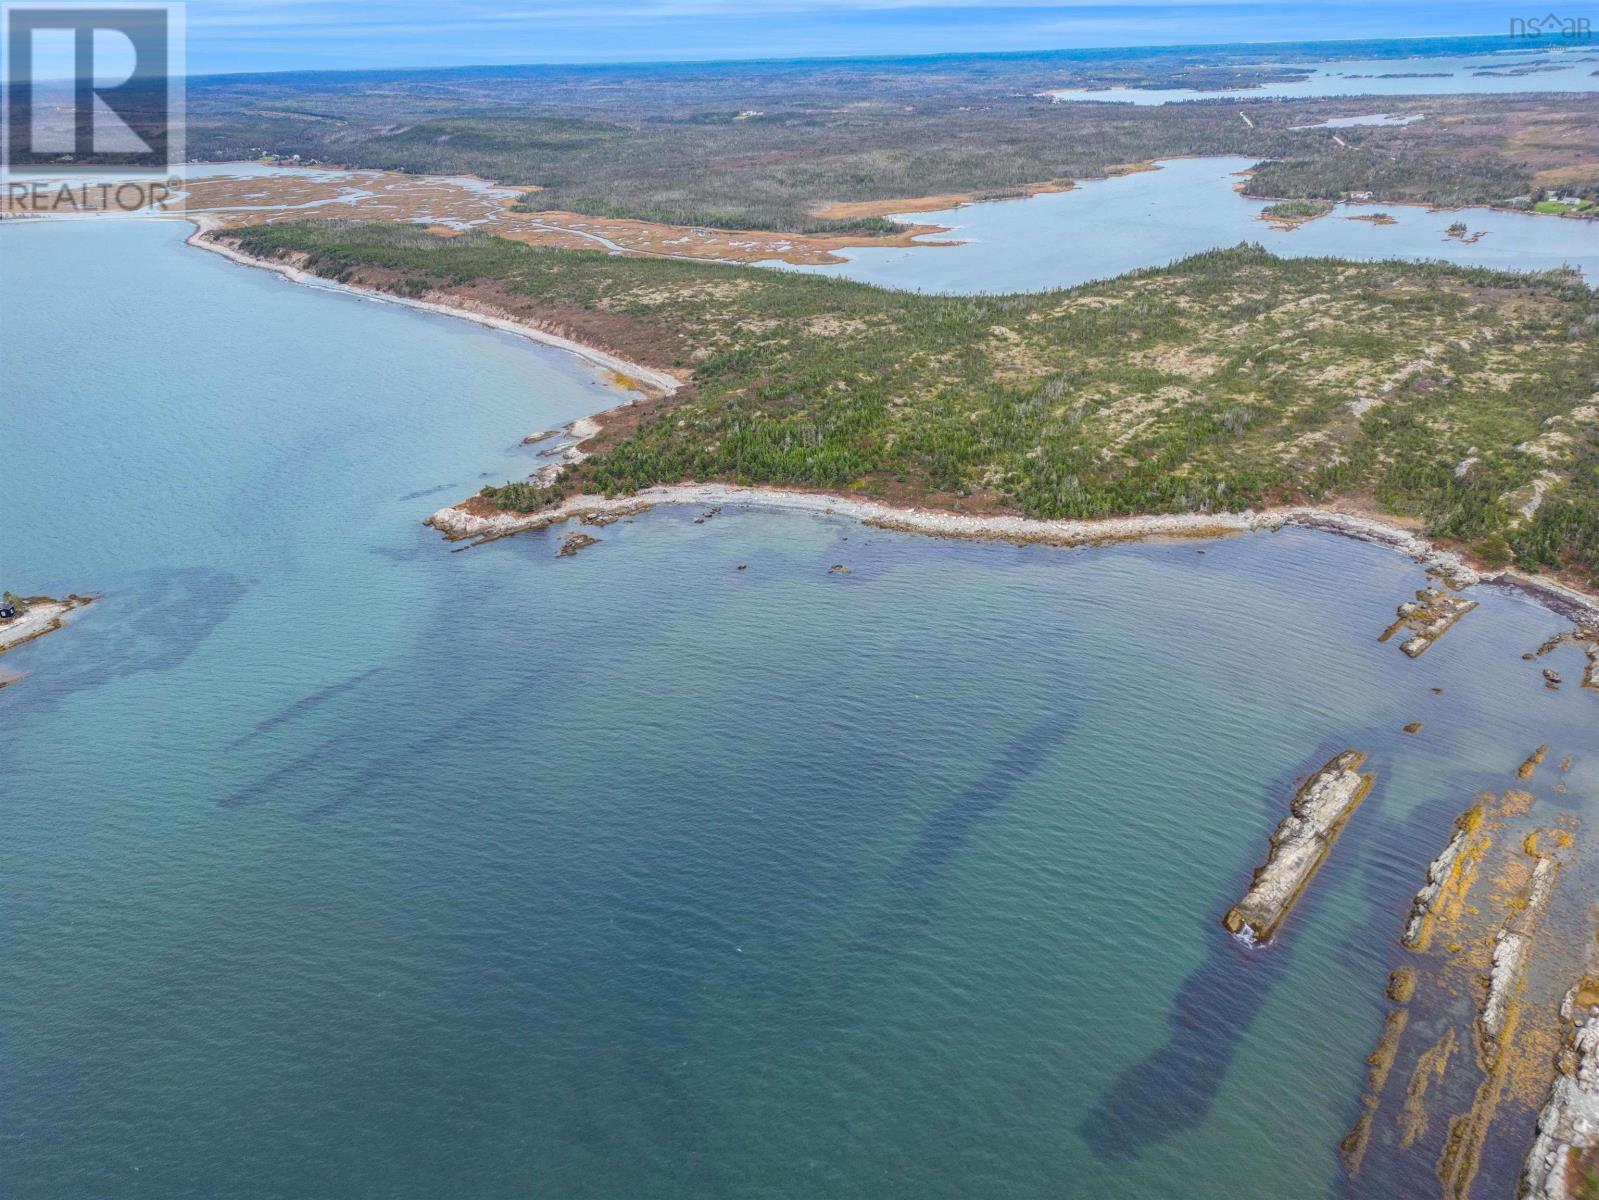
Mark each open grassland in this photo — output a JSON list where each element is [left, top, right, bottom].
[[187, 39, 1599, 234], [226, 221, 1599, 584]]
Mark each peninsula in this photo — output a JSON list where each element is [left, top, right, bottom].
[[213, 222, 1599, 596]]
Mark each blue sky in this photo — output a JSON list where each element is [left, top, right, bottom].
[[183, 1, 1560, 75]]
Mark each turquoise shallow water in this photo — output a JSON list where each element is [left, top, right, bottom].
[[3, 219, 1597, 1198]]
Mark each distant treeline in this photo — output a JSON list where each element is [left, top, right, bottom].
[[184, 42, 1599, 233]]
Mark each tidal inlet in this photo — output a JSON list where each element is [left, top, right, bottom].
[[4, 7, 1599, 1199]]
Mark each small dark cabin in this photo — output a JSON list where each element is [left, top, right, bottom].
[[0, 602, 16, 620]]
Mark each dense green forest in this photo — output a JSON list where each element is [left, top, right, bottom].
[[185, 38, 1599, 232], [1248, 152, 1537, 208], [226, 221, 1599, 583]]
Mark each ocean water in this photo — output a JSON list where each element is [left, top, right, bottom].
[[1045, 47, 1599, 103], [3, 219, 1597, 1199], [778, 156, 1599, 294]]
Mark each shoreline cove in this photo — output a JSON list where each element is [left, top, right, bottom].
[[193, 223, 1599, 631]]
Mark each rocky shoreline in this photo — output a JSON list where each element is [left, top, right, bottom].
[[431, 482, 1468, 561], [427, 482, 1599, 621], [0, 594, 95, 688], [1524, 986, 1599, 1200], [184, 212, 1599, 634]]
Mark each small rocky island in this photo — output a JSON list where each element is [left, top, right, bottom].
[[1223, 750, 1375, 943], [1382, 586, 1478, 657]]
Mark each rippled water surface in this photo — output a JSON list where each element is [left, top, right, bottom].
[[3, 219, 1596, 1198]]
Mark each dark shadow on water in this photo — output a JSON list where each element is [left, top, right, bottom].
[[218, 670, 540, 816], [893, 709, 1079, 880], [1081, 738, 1393, 1163], [217, 729, 363, 810], [0, 567, 247, 725], [1078, 937, 1294, 1160], [228, 666, 384, 748], [856, 709, 1078, 955], [396, 482, 459, 502]]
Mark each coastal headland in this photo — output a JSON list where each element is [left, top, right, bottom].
[[198, 220, 1599, 627]]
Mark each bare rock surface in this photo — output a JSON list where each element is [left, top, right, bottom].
[[1223, 750, 1374, 944], [1482, 855, 1561, 1056], [1524, 988, 1599, 1200]]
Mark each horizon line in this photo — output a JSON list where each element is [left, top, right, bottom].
[[185, 27, 1562, 83]]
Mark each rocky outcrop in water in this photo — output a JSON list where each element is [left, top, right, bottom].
[[1482, 854, 1561, 1060], [1402, 802, 1486, 951], [1523, 985, 1599, 1200], [1383, 586, 1478, 657], [557, 532, 600, 557], [1223, 750, 1374, 943], [1535, 627, 1599, 692], [426, 495, 654, 542]]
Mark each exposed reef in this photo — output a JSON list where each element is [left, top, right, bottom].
[[1524, 982, 1599, 1200], [1534, 627, 1599, 692], [1342, 1008, 1411, 1173], [1340, 774, 1581, 1198], [1381, 586, 1478, 657], [1480, 854, 1561, 1062], [557, 532, 600, 557], [1402, 800, 1488, 952], [1223, 750, 1374, 944]]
